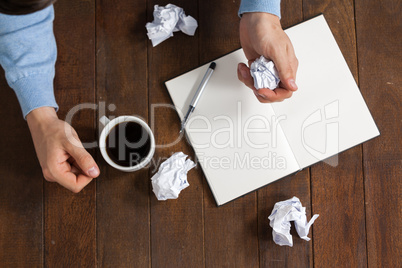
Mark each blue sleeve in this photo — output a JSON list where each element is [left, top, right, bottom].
[[0, 5, 58, 119], [238, 0, 281, 19]]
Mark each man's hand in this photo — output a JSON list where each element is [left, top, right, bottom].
[[27, 107, 100, 193], [238, 12, 298, 103]]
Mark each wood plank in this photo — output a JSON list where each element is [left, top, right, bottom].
[[0, 71, 43, 266], [95, 0, 150, 266], [311, 150, 367, 267], [44, 0, 97, 266], [303, 0, 368, 267], [198, 0, 259, 267], [355, 0, 401, 266], [199, 0, 241, 62], [147, 1, 204, 267]]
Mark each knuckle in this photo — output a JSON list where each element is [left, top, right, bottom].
[[42, 168, 53, 181], [71, 186, 82, 194]]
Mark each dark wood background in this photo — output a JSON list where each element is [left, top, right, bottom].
[[0, 0, 400, 267]]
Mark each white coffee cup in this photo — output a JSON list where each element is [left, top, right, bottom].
[[99, 115, 155, 172]]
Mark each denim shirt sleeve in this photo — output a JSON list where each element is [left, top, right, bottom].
[[238, 0, 281, 18], [0, 5, 58, 118]]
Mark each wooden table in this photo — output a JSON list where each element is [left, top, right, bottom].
[[0, 0, 400, 267]]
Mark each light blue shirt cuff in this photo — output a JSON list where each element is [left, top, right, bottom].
[[0, 5, 58, 119], [11, 73, 58, 118], [238, 0, 281, 19]]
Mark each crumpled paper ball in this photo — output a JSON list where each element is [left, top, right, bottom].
[[145, 4, 198, 47], [250, 55, 280, 90], [268, 196, 319, 247], [151, 152, 196, 200]]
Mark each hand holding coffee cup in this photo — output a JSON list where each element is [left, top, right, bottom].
[[99, 115, 155, 171]]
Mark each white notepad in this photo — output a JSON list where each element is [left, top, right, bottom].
[[165, 15, 379, 206]]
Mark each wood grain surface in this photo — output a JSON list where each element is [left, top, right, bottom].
[[0, 0, 399, 267], [355, 0, 401, 267], [0, 49, 43, 268]]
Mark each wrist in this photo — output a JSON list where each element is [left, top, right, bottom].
[[242, 12, 281, 26], [27, 107, 58, 131]]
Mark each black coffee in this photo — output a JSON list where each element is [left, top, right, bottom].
[[105, 121, 151, 167]]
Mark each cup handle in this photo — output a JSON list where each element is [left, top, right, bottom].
[[100, 115, 110, 126]]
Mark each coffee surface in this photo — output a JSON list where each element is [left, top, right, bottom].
[[105, 121, 151, 167]]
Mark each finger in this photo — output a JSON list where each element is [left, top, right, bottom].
[[60, 159, 79, 175], [46, 159, 94, 193], [65, 143, 100, 178], [268, 39, 298, 92], [67, 156, 84, 175], [54, 170, 93, 193], [70, 164, 81, 176], [253, 91, 272, 103], [237, 63, 256, 90], [254, 87, 293, 103]]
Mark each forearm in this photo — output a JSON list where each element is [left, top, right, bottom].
[[0, 5, 58, 118], [238, 0, 281, 18]]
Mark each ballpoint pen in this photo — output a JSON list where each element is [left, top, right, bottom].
[[180, 62, 216, 133]]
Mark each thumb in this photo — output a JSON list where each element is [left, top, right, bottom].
[[269, 46, 299, 91], [67, 144, 100, 178], [280, 76, 298, 92], [273, 58, 298, 92]]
